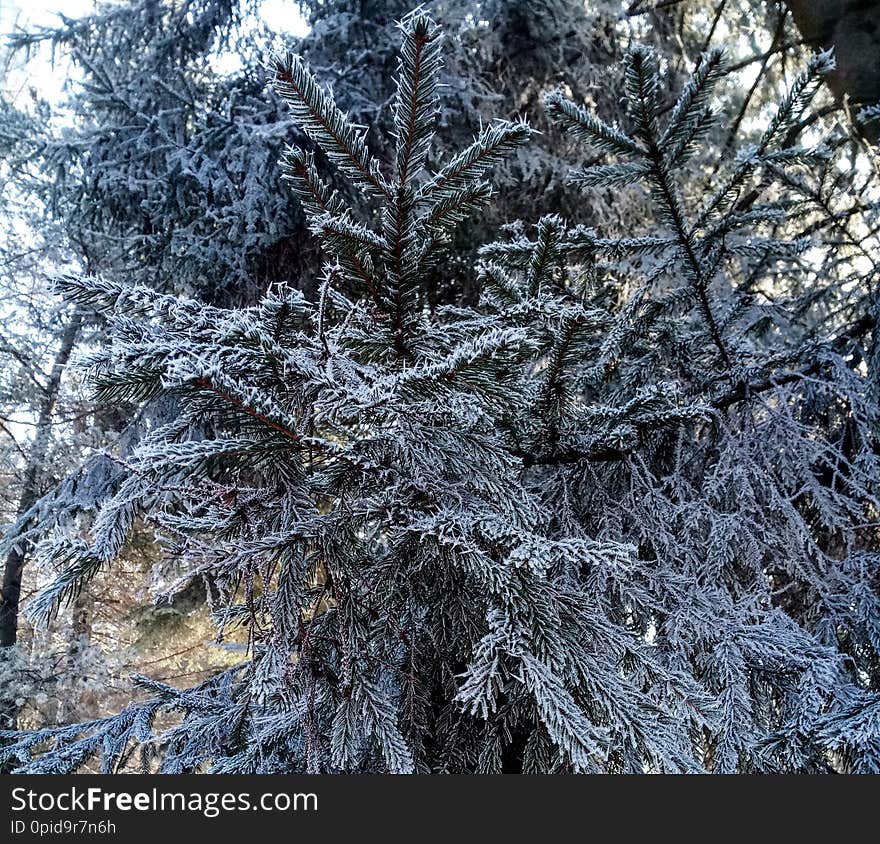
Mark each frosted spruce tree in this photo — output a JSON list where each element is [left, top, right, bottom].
[[2, 10, 879, 773], [1, 0, 636, 739]]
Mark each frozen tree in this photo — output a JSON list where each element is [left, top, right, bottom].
[[2, 0, 309, 303], [0, 0, 309, 735], [0, 52, 91, 730], [1, 8, 878, 773], [0, 0, 640, 731]]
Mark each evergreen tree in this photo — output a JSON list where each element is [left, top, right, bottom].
[[2, 9, 878, 773]]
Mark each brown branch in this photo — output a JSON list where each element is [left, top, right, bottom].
[[288, 158, 388, 313], [420, 131, 518, 199], [647, 141, 734, 371], [194, 378, 303, 445], [274, 63, 390, 200], [397, 30, 430, 187]]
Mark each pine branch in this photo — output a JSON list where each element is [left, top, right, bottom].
[[760, 49, 835, 151], [393, 11, 442, 187], [193, 377, 305, 446], [280, 146, 346, 220], [382, 186, 420, 357], [417, 120, 531, 203], [420, 181, 494, 238], [280, 150, 388, 311], [515, 313, 876, 467], [644, 135, 734, 371], [544, 90, 641, 156], [661, 49, 725, 149], [624, 46, 661, 143], [311, 211, 387, 256], [24, 541, 104, 627], [571, 162, 651, 188], [528, 215, 565, 296], [274, 52, 390, 199]]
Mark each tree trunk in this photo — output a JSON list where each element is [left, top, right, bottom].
[[58, 589, 94, 724], [0, 309, 82, 727], [783, 0, 880, 139]]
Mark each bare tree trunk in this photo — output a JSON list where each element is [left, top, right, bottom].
[[783, 0, 880, 139], [58, 589, 94, 724], [0, 309, 82, 728]]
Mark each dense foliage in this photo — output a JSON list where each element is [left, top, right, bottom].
[[1, 2, 879, 772]]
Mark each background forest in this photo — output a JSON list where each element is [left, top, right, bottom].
[[0, 0, 879, 773]]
